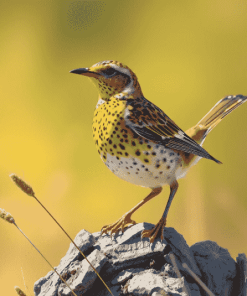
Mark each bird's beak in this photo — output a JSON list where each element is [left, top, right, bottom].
[[70, 68, 99, 77]]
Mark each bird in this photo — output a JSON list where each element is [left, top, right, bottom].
[[70, 60, 247, 243]]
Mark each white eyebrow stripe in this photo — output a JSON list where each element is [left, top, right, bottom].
[[110, 64, 132, 76]]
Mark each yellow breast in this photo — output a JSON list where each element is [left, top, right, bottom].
[[92, 98, 127, 161]]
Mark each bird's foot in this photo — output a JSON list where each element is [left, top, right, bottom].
[[141, 217, 166, 243], [100, 213, 136, 238]]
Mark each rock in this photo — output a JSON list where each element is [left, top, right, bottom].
[[111, 268, 143, 285], [34, 271, 54, 296], [34, 271, 60, 296], [161, 228, 201, 277], [190, 240, 237, 295], [33, 223, 244, 296], [33, 230, 98, 296], [236, 253, 247, 296], [56, 229, 95, 274], [58, 249, 108, 295], [98, 223, 168, 277], [122, 269, 185, 296]]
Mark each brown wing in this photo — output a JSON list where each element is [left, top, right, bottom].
[[125, 97, 221, 163]]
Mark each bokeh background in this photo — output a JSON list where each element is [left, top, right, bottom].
[[1, 0, 247, 295]]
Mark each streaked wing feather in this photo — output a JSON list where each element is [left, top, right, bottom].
[[126, 97, 221, 163]]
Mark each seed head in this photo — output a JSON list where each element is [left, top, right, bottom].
[[10, 174, 35, 197], [14, 286, 27, 296], [0, 208, 15, 224]]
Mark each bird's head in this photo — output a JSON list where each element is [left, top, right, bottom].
[[70, 60, 143, 101]]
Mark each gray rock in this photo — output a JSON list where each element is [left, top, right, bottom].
[[160, 263, 199, 296], [123, 269, 186, 296], [58, 249, 107, 295], [236, 253, 247, 296], [162, 228, 201, 278], [97, 223, 168, 276], [34, 271, 54, 296], [96, 284, 120, 296], [56, 229, 95, 274], [190, 240, 236, 296], [33, 230, 97, 296], [34, 271, 60, 296], [34, 223, 243, 296], [186, 283, 201, 296], [111, 268, 143, 285]]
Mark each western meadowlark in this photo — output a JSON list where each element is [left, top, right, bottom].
[[70, 60, 246, 243]]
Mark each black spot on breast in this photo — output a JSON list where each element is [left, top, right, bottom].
[[135, 150, 141, 156], [119, 144, 125, 150]]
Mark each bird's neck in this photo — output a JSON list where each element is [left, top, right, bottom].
[[99, 86, 143, 103]]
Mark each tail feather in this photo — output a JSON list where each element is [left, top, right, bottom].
[[186, 95, 247, 145]]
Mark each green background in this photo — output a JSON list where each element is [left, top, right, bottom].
[[1, 1, 247, 295]]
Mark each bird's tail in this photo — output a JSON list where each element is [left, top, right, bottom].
[[186, 94, 247, 145]]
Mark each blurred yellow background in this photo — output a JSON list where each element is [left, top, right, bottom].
[[1, 0, 247, 295]]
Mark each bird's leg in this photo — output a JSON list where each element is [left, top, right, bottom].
[[101, 187, 162, 238], [142, 180, 179, 243]]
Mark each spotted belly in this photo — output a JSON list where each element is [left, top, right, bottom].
[[103, 142, 183, 188], [92, 98, 187, 188]]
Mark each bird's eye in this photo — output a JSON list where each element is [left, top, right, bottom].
[[104, 68, 117, 77]]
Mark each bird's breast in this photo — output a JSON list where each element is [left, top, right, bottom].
[[92, 98, 187, 187]]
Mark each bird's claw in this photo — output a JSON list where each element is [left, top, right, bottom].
[[100, 213, 136, 238], [141, 217, 166, 243]]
